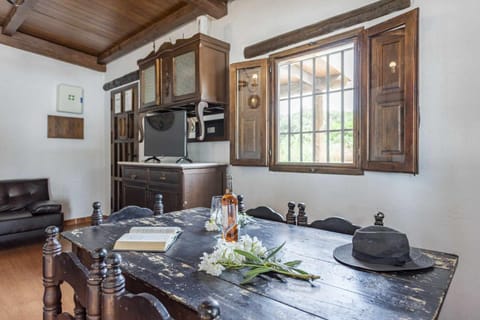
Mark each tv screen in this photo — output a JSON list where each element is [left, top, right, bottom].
[[144, 111, 187, 158]]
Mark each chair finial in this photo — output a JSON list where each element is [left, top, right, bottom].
[[91, 201, 103, 226], [198, 297, 221, 319], [154, 194, 164, 215], [297, 203, 308, 226], [374, 212, 385, 226]]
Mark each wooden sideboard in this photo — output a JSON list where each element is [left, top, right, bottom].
[[119, 162, 226, 213]]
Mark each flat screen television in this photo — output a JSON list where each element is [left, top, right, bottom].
[[144, 111, 190, 162]]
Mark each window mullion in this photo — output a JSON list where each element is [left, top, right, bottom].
[[341, 50, 345, 163], [288, 64, 291, 162]]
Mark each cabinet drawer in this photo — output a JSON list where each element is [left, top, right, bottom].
[[123, 167, 148, 181], [150, 169, 180, 185]]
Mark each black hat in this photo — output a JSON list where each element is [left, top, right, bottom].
[[333, 213, 434, 272]]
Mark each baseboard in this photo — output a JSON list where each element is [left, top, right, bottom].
[[64, 216, 92, 226]]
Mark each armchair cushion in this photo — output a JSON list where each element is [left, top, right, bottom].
[[27, 200, 62, 215]]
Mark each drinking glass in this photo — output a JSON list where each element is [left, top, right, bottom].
[[210, 195, 223, 236]]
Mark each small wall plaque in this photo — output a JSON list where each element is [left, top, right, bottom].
[[57, 84, 84, 114], [48, 115, 84, 139]]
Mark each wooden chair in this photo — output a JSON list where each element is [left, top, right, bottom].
[[309, 217, 360, 235], [43, 226, 221, 320], [91, 194, 164, 225], [43, 225, 107, 320], [246, 206, 284, 223]]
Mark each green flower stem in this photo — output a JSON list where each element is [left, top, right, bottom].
[[220, 261, 319, 282]]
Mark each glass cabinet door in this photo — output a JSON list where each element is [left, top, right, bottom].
[[173, 50, 196, 98], [141, 64, 156, 105]]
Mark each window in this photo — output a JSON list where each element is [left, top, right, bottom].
[[270, 31, 362, 174]]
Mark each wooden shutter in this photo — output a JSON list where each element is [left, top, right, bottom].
[[362, 9, 419, 173]]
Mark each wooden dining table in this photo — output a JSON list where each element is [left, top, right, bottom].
[[62, 207, 458, 320]]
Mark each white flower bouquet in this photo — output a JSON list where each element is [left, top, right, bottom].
[[198, 235, 319, 284]]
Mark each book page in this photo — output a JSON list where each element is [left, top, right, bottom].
[[129, 226, 181, 234]]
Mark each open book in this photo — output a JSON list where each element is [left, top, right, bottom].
[[113, 226, 182, 252]]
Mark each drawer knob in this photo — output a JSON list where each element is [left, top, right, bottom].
[[130, 174, 137, 179]]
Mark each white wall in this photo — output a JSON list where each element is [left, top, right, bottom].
[[0, 44, 107, 219], [105, 0, 480, 318]]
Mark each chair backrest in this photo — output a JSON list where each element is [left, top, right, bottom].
[[106, 205, 154, 223], [43, 226, 106, 320], [246, 206, 284, 222], [43, 226, 221, 320], [309, 217, 360, 235]]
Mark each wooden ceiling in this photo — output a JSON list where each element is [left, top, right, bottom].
[[0, 0, 228, 72]]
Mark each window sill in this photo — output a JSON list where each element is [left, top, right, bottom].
[[269, 164, 364, 175]]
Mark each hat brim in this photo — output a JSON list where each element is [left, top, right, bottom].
[[333, 244, 434, 272]]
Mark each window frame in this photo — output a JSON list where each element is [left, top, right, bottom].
[[269, 28, 364, 175]]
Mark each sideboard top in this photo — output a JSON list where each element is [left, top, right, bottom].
[[118, 162, 228, 169]]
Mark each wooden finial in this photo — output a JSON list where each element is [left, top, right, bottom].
[[374, 212, 385, 226], [237, 194, 245, 214], [297, 203, 308, 226], [286, 201, 297, 225], [154, 194, 164, 215], [42, 226, 62, 320], [102, 253, 125, 320], [198, 297, 221, 320], [87, 248, 107, 320], [91, 201, 103, 226]]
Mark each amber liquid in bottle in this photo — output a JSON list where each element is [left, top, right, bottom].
[[221, 176, 238, 242]]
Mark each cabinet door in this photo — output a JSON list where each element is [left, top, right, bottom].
[[172, 46, 198, 102], [229, 59, 269, 166], [122, 181, 147, 208], [140, 59, 160, 109]]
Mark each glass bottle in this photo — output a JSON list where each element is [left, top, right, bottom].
[[221, 175, 238, 242]]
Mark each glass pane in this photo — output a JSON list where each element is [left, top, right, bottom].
[[302, 133, 313, 162], [314, 94, 327, 131], [279, 99, 289, 133], [344, 130, 354, 163], [174, 51, 195, 96], [314, 132, 327, 163], [344, 90, 354, 130], [329, 52, 342, 91], [329, 92, 342, 130], [142, 65, 156, 103], [302, 59, 313, 96], [290, 133, 301, 162], [279, 64, 289, 99], [302, 96, 313, 132], [290, 98, 301, 133], [290, 62, 301, 97], [329, 131, 342, 163], [278, 134, 289, 162], [344, 49, 354, 89], [315, 56, 327, 93]]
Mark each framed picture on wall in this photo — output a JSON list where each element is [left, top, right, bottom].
[[114, 92, 122, 114], [124, 89, 133, 112]]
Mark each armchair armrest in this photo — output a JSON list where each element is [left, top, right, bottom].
[[27, 200, 62, 215]]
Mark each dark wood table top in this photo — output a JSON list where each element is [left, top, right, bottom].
[[62, 208, 458, 320]]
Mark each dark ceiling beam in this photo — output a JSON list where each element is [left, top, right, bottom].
[[0, 27, 106, 72], [97, 3, 204, 64], [183, 0, 228, 19], [244, 0, 411, 58], [2, 0, 40, 36]]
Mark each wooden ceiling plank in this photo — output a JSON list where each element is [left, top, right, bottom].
[[0, 27, 106, 72], [2, 0, 40, 36], [98, 3, 203, 64], [183, 0, 227, 19], [244, 0, 411, 58]]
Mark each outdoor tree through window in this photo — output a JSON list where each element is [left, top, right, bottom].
[[271, 32, 361, 174]]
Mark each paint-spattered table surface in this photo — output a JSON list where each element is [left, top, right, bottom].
[[62, 207, 458, 320]]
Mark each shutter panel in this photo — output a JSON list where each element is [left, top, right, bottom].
[[362, 9, 418, 173]]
